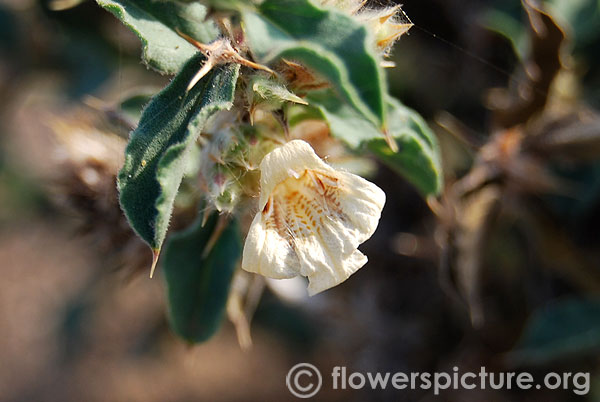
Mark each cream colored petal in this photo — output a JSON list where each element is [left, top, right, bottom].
[[305, 250, 368, 296], [258, 139, 334, 209], [242, 212, 300, 279], [335, 170, 386, 244], [292, 171, 384, 294], [242, 139, 386, 295], [293, 230, 369, 296]]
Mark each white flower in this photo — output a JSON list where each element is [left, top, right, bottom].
[[241, 140, 385, 295]]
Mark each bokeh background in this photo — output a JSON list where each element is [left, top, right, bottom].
[[1, 0, 600, 401]]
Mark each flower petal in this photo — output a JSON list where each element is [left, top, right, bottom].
[[334, 170, 386, 243], [257, 139, 334, 209], [242, 140, 385, 295], [242, 211, 300, 279]]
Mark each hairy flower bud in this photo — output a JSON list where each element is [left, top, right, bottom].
[[319, 0, 412, 58]]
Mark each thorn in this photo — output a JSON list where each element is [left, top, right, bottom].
[[349, 0, 368, 15], [376, 25, 412, 49], [248, 104, 256, 125], [232, 55, 275, 75], [175, 28, 275, 90], [380, 6, 413, 30], [378, 5, 402, 24], [383, 127, 398, 152], [295, 97, 309, 105], [201, 208, 212, 227], [202, 214, 230, 259], [187, 60, 214, 92], [150, 248, 161, 278], [378, 6, 398, 24], [175, 28, 212, 52]]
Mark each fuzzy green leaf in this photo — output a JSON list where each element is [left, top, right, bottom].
[[199, 0, 255, 11], [163, 213, 242, 343], [96, 0, 218, 74], [307, 90, 380, 148], [310, 92, 442, 196], [118, 88, 158, 124], [368, 98, 443, 196], [117, 55, 239, 251], [242, 0, 385, 126]]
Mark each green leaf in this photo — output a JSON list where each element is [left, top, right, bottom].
[[242, 0, 385, 126], [117, 54, 239, 251], [198, 0, 256, 11], [480, 8, 528, 60], [163, 213, 242, 343], [307, 90, 381, 148], [96, 0, 218, 74], [309, 92, 443, 196], [287, 104, 326, 127], [368, 97, 443, 196], [508, 298, 600, 366], [118, 88, 158, 124], [547, 0, 600, 48]]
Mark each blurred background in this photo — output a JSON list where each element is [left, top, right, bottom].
[[1, 0, 600, 400]]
